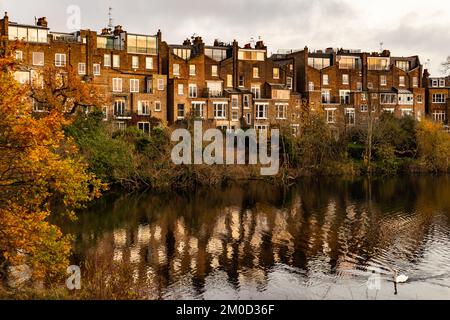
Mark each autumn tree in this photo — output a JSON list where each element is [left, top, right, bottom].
[[0, 51, 106, 285], [416, 120, 450, 172]]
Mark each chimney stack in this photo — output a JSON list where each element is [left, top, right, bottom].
[[255, 40, 266, 50], [113, 25, 123, 36], [193, 36, 205, 55], [37, 17, 48, 28]]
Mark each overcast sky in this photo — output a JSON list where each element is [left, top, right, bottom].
[[1, 0, 449, 75]]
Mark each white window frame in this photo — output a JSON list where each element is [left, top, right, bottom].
[[113, 99, 126, 116], [14, 71, 30, 85], [15, 50, 23, 61], [137, 122, 151, 135], [255, 125, 268, 132], [113, 54, 120, 68], [114, 122, 127, 131], [227, 74, 233, 88], [55, 53, 66, 67], [130, 79, 140, 93], [145, 57, 153, 70], [189, 64, 196, 76], [211, 65, 218, 77], [173, 63, 180, 76], [155, 101, 161, 112], [432, 94, 446, 104], [177, 104, 185, 119], [345, 108, 356, 125], [342, 74, 349, 85], [273, 67, 280, 79], [340, 90, 351, 104], [93, 63, 101, 76], [104, 54, 111, 67], [251, 85, 261, 99], [112, 78, 123, 92], [231, 95, 239, 109], [323, 74, 329, 86], [32, 52, 44, 66], [253, 67, 260, 79], [192, 102, 206, 118], [399, 76, 406, 87], [380, 93, 397, 105], [356, 82, 362, 91], [325, 108, 336, 124], [78, 62, 86, 75], [321, 89, 331, 104], [189, 84, 198, 98], [157, 79, 165, 91], [245, 113, 252, 125], [243, 95, 251, 109], [132, 56, 139, 69], [214, 102, 227, 119], [256, 103, 268, 120], [380, 75, 387, 86], [417, 95, 423, 104], [287, 76, 293, 90], [178, 84, 184, 96], [138, 100, 150, 115], [433, 110, 446, 123], [231, 110, 239, 122], [276, 103, 288, 120]]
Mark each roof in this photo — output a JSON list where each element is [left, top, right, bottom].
[[8, 22, 49, 30], [394, 88, 413, 94]]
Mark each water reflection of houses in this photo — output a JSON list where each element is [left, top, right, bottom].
[[79, 178, 450, 299]]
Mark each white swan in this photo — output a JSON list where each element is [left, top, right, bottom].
[[393, 270, 409, 283]]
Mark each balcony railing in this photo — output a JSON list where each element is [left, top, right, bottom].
[[113, 111, 132, 119], [51, 34, 81, 43]]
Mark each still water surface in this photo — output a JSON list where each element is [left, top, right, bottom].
[[62, 177, 450, 300]]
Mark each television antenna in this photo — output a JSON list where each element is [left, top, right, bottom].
[[108, 7, 114, 29]]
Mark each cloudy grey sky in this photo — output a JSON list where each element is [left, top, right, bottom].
[[1, 0, 449, 75]]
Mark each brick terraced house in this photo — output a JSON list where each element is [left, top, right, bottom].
[[423, 71, 450, 125], [274, 47, 426, 128], [0, 13, 168, 134], [1, 12, 446, 134], [163, 36, 301, 132]]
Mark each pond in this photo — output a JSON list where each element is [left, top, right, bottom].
[[60, 176, 450, 300]]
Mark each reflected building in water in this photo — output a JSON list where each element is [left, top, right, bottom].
[[70, 177, 450, 299]]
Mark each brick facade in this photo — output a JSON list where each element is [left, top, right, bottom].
[[0, 12, 446, 134], [1, 13, 167, 134], [423, 71, 450, 125], [164, 37, 301, 131], [274, 47, 426, 128]]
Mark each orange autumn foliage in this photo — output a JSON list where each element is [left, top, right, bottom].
[[0, 52, 107, 283]]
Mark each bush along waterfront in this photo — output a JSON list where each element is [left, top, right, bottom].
[[65, 109, 450, 192]]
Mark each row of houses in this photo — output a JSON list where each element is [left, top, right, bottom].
[[1, 13, 449, 134]]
